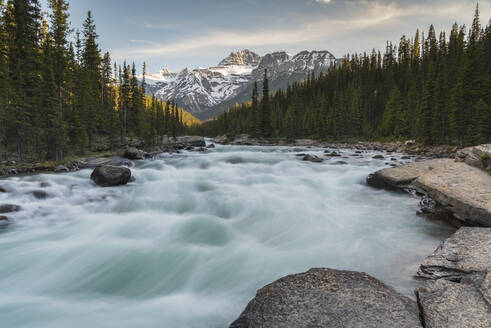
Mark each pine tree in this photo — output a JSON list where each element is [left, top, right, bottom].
[[260, 69, 272, 137], [251, 81, 259, 136], [4, 0, 43, 159], [81, 10, 101, 148]]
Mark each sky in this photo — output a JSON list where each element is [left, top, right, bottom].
[[42, 0, 491, 73]]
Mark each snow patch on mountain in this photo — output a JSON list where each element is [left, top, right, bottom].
[[141, 49, 337, 119]]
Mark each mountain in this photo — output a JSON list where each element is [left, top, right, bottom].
[[142, 49, 338, 120]]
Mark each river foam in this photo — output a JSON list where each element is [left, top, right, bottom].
[[0, 144, 453, 327]]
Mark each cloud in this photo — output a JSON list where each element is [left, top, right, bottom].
[[111, 0, 489, 62]]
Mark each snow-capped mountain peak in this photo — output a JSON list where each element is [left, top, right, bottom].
[[142, 49, 338, 120], [218, 49, 261, 67]]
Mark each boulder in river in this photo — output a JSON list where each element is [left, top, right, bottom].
[[302, 154, 323, 163], [0, 204, 21, 214], [90, 165, 132, 187], [124, 147, 145, 160], [324, 150, 341, 157], [372, 154, 385, 159], [229, 268, 421, 328], [0, 186, 6, 193], [28, 190, 52, 199], [0, 215, 8, 221]]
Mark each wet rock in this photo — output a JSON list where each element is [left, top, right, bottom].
[[28, 190, 52, 199], [401, 156, 411, 160], [39, 182, 51, 188], [0, 186, 6, 193], [295, 153, 306, 157], [230, 268, 421, 328], [207, 144, 215, 149], [334, 160, 348, 165], [302, 154, 323, 163], [0, 215, 8, 221], [185, 146, 194, 151], [55, 165, 69, 172], [90, 165, 132, 187], [417, 227, 491, 281], [124, 147, 145, 160], [0, 204, 21, 214], [372, 154, 385, 159], [417, 196, 457, 225], [324, 150, 341, 157], [416, 276, 491, 328]]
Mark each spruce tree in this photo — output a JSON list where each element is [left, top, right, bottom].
[[260, 69, 272, 137]]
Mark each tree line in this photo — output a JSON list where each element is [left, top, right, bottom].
[[197, 6, 491, 146], [0, 0, 192, 162]]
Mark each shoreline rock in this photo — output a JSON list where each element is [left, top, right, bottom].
[[230, 268, 422, 328], [367, 158, 491, 227], [417, 227, 490, 282], [415, 227, 491, 328], [212, 134, 458, 158], [455, 144, 491, 171]]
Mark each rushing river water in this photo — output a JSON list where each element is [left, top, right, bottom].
[[0, 143, 454, 328]]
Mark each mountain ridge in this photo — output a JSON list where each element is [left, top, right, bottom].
[[142, 49, 338, 120]]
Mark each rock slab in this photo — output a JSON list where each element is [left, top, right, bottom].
[[367, 159, 491, 226], [416, 227, 491, 328], [416, 277, 491, 328], [90, 165, 132, 187], [455, 144, 491, 171], [229, 268, 421, 328], [418, 227, 491, 281]]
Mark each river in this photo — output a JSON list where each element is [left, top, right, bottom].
[[0, 143, 453, 327]]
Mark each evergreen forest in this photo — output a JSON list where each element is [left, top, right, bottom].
[[0, 0, 197, 162], [197, 6, 491, 147]]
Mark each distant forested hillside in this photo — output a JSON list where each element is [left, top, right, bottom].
[[196, 6, 491, 146], [0, 0, 198, 162]]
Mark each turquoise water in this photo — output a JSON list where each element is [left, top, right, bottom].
[[0, 144, 453, 327]]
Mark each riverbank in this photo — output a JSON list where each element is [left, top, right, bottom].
[[0, 136, 206, 177], [1, 134, 464, 178], [231, 143, 491, 327], [212, 134, 460, 158]]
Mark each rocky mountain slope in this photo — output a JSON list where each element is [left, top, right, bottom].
[[142, 49, 338, 120]]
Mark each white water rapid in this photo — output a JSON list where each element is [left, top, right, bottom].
[[0, 144, 453, 327]]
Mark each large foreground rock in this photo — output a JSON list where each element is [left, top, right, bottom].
[[367, 159, 491, 226], [455, 144, 491, 171], [90, 165, 131, 187], [416, 277, 491, 328], [416, 227, 491, 328], [418, 227, 491, 281], [230, 268, 421, 328]]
